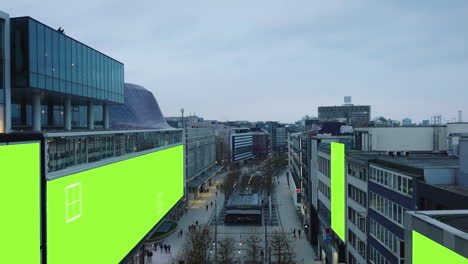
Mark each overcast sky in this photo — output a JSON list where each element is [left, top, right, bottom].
[[5, 1, 468, 123]]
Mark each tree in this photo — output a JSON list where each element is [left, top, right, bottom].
[[221, 169, 241, 202], [245, 234, 262, 264], [270, 231, 297, 264], [218, 237, 236, 264], [178, 225, 212, 264]]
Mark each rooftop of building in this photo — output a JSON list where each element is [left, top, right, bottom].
[[408, 210, 468, 238], [436, 184, 468, 197], [226, 193, 262, 208], [11, 16, 123, 64], [374, 154, 459, 169]]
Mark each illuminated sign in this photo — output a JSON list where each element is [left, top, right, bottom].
[[331, 142, 345, 242], [47, 145, 184, 264], [412, 230, 467, 264], [0, 143, 41, 264]]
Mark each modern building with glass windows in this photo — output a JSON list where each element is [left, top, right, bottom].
[[9, 16, 124, 132], [1, 11, 184, 264], [0, 11, 10, 133]]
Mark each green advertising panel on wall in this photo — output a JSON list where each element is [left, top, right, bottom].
[[47, 145, 184, 264], [331, 142, 345, 242], [0, 143, 41, 264], [413, 230, 467, 264]]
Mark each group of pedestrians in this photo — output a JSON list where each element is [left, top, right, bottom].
[[152, 242, 171, 254], [188, 221, 198, 232], [177, 229, 183, 237], [292, 228, 302, 239]]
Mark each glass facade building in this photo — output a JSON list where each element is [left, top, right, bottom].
[[10, 17, 124, 103]]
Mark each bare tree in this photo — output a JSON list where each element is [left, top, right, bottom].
[[218, 237, 236, 264], [245, 234, 262, 264], [221, 169, 241, 202], [178, 225, 212, 264], [270, 231, 297, 264]]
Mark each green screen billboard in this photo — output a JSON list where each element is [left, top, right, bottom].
[[331, 142, 345, 242], [0, 143, 41, 264], [46, 145, 184, 264], [413, 230, 467, 264]]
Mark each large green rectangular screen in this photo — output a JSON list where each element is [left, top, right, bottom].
[[331, 142, 345, 242], [413, 230, 467, 264], [0, 143, 41, 263], [47, 145, 184, 264]]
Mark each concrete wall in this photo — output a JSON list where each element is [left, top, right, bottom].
[[458, 138, 468, 189], [424, 168, 458, 185], [355, 127, 447, 152]]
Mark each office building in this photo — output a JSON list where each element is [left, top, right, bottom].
[[0, 12, 183, 264], [185, 127, 221, 202], [402, 118, 412, 126], [318, 99, 370, 125], [8, 16, 124, 132], [251, 128, 268, 158], [265, 121, 287, 152], [230, 127, 253, 163], [354, 126, 448, 152]]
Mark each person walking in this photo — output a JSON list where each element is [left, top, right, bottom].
[[206, 204, 209, 211], [211, 201, 213, 208], [298, 228, 302, 239], [153, 242, 157, 251], [293, 228, 296, 238], [168, 244, 171, 253], [196, 220, 199, 226], [149, 251, 153, 260], [164, 244, 168, 253], [215, 191, 218, 197], [159, 243, 163, 253]]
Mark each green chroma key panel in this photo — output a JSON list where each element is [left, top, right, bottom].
[[0, 143, 41, 264], [331, 142, 345, 242], [412, 230, 467, 264], [47, 145, 184, 264]]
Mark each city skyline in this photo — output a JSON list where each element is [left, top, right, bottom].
[[4, 1, 468, 123]]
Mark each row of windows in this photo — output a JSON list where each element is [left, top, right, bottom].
[[348, 252, 358, 264], [370, 218, 400, 256], [318, 179, 330, 199], [29, 73, 123, 102], [186, 141, 216, 179], [348, 184, 367, 208], [27, 19, 124, 102], [318, 155, 330, 177], [369, 245, 391, 264], [234, 145, 253, 155], [369, 191, 406, 226], [348, 206, 366, 234], [370, 167, 413, 197], [47, 130, 182, 172], [348, 229, 366, 259], [12, 103, 102, 128], [318, 200, 331, 226], [348, 162, 367, 181]]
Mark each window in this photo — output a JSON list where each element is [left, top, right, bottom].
[[348, 184, 366, 208], [370, 218, 400, 256], [66, 183, 82, 223], [369, 191, 406, 226], [370, 166, 413, 197]]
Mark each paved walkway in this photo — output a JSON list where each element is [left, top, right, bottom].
[[144, 171, 227, 264], [144, 165, 319, 264], [275, 169, 319, 264]]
